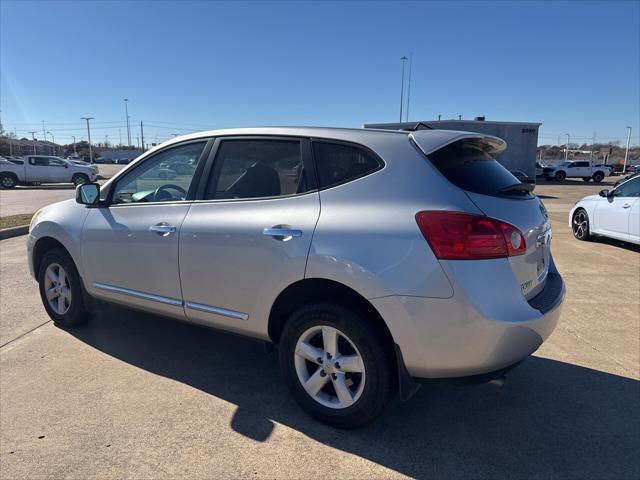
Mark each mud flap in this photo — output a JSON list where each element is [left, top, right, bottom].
[[394, 344, 420, 401]]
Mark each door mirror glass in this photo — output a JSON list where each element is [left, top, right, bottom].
[[599, 189, 610, 197], [76, 183, 100, 205]]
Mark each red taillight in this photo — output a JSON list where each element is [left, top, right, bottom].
[[415, 211, 526, 260]]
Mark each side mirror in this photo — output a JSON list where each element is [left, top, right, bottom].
[[599, 189, 610, 197], [76, 183, 100, 206]]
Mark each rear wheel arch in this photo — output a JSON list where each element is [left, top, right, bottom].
[[268, 278, 395, 349]]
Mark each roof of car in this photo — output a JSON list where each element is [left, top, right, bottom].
[[151, 126, 506, 157]]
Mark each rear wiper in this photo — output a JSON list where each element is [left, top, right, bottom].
[[499, 183, 535, 194]]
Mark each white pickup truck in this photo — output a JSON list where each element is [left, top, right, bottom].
[[0, 155, 98, 188], [542, 161, 611, 182]]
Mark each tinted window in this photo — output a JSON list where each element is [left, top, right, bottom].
[[575, 161, 589, 167], [49, 158, 66, 167], [614, 177, 640, 197], [426, 139, 527, 197], [112, 142, 206, 204], [313, 142, 382, 189], [205, 139, 307, 200], [30, 157, 49, 166]]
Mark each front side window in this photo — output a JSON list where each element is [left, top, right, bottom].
[[313, 141, 382, 189], [111, 142, 206, 204], [205, 139, 307, 200], [49, 158, 66, 167], [613, 177, 640, 197]]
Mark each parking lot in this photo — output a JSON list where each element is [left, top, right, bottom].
[[0, 164, 124, 217], [1, 179, 638, 479]]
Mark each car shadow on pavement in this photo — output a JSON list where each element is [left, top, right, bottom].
[[68, 307, 640, 479], [592, 237, 640, 253]]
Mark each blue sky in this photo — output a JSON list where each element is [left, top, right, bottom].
[[1, 0, 638, 147]]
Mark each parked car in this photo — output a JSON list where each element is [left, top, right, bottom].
[[535, 162, 544, 177], [28, 128, 565, 428], [0, 155, 98, 188], [543, 161, 610, 182], [509, 170, 536, 186], [614, 172, 640, 188], [570, 174, 640, 244]]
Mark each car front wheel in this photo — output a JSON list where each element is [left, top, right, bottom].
[[572, 209, 593, 241], [279, 303, 395, 429], [555, 171, 566, 181], [38, 248, 90, 327], [72, 173, 90, 186]]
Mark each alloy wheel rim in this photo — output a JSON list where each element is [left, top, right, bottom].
[[44, 263, 72, 315], [1, 177, 13, 187], [573, 212, 588, 238], [294, 325, 366, 409]]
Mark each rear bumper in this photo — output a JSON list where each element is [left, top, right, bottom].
[[371, 259, 565, 379]]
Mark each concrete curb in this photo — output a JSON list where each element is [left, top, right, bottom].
[[0, 225, 29, 240]]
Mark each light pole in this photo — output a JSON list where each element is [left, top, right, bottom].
[[46, 131, 55, 155], [405, 53, 413, 122], [623, 126, 632, 173], [29, 131, 37, 154], [565, 133, 570, 161], [105, 134, 109, 148], [399, 56, 408, 122], [71, 135, 77, 155], [124, 98, 131, 147], [81, 117, 94, 163]]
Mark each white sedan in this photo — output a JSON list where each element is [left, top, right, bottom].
[[569, 175, 640, 244]]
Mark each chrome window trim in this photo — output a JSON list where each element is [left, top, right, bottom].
[[93, 282, 183, 307], [185, 301, 249, 320]]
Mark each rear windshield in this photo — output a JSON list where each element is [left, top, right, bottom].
[[426, 138, 530, 197]]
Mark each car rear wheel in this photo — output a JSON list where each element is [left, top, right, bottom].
[[592, 171, 604, 182], [0, 173, 17, 188], [555, 171, 566, 181], [572, 209, 592, 241], [279, 303, 395, 429], [38, 248, 90, 327], [72, 173, 90, 186]]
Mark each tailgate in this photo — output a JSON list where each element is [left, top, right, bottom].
[[465, 192, 552, 299]]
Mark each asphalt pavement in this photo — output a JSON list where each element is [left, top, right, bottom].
[[1, 180, 638, 479]]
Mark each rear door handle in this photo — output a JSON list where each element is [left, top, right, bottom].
[[263, 227, 302, 241], [622, 204, 631, 209], [149, 223, 177, 236]]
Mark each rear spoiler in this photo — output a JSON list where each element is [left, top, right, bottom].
[[409, 130, 507, 157]]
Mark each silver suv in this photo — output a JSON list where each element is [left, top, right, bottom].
[[27, 127, 565, 428]]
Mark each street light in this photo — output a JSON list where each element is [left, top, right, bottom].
[[399, 56, 408, 122], [71, 135, 77, 155], [565, 133, 570, 161], [46, 131, 55, 155], [623, 126, 632, 173], [29, 131, 37, 154], [124, 98, 131, 147], [81, 117, 94, 163]]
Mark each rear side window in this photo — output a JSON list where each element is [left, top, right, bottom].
[[426, 139, 526, 197], [312, 141, 383, 189], [29, 157, 49, 166], [205, 139, 309, 200]]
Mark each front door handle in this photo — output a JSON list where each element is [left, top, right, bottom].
[[263, 226, 302, 241], [622, 204, 631, 209], [149, 223, 177, 236]]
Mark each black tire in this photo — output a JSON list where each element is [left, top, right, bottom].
[[72, 173, 90, 186], [279, 303, 395, 429], [572, 208, 593, 241], [555, 171, 566, 181], [38, 248, 91, 327], [582, 177, 591, 182], [592, 171, 604, 182], [0, 173, 17, 189]]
